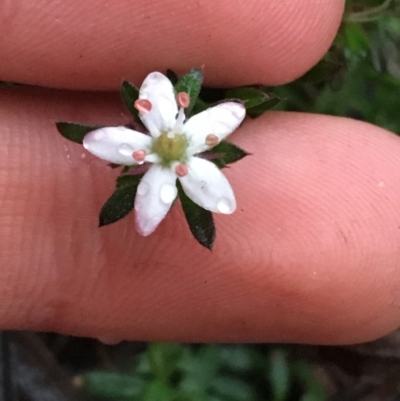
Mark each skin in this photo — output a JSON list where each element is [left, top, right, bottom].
[[1, 0, 400, 344]]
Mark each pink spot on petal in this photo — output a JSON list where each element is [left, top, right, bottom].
[[205, 134, 219, 147], [134, 99, 152, 113], [175, 163, 188, 177], [177, 92, 190, 108], [132, 149, 146, 162]]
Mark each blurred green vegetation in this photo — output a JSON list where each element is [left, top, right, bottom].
[[275, 0, 400, 135], [82, 1, 400, 400], [83, 344, 325, 401]]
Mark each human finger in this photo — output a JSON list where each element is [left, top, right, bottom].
[[0, 0, 344, 89], [1, 86, 399, 344]]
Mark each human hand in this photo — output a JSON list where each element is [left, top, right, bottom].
[[1, 0, 400, 345]]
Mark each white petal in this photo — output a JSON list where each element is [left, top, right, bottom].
[[135, 165, 177, 236], [179, 157, 236, 214], [184, 102, 246, 155], [139, 72, 178, 137], [83, 126, 152, 165]]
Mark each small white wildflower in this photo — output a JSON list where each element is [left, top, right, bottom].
[[83, 72, 246, 236]]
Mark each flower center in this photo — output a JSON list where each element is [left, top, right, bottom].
[[152, 132, 188, 166]]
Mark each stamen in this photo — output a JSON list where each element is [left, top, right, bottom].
[[132, 149, 146, 162], [175, 163, 188, 177], [177, 92, 190, 108], [205, 134, 219, 147], [173, 107, 186, 131], [134, 99, 152, 114]]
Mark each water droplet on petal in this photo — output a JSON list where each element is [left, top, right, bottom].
[[137, 181, 150, 196], [160, 183, 177, 204], [217, 198, 233, 214], [118, 143, 134, 156]]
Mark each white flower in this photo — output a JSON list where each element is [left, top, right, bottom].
[[83, 72, 246, 236]]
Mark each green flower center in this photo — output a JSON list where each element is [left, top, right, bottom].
[[152, 132, 188, 166]]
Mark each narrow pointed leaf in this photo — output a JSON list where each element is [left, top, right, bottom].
[[56, 122, 102, 144], [177, 181, 215, 250], [121, 80, 140, 120], [225, 86, 281, 118], [298, 59, 343, 84], [174, 68, 204, 116], [116, 174, 143, 189], [99, 174, 143, 226], [297, 46, 345, 84], [245, 97, 281, 118], [203, 141, 250, 168]]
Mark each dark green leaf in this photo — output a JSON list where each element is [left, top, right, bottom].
[[116, 174, 143, 189], [177, 181, 215, 250], [298, 60, 343, 84], [99, 174, 143, 226], [55, 122, 102, 144], [204, 141, 249, 168], [344, 22, 370, 54], [121, 80, 140, 120], [225, 86, 281, 117], [225, 87, 271, 109], [297, 46, 345, 84], [245, 97, 281, 118], [175, 68, 204, 116], [190, 97, 209, 115], [166, 69, 179, 85], [83, 371, 143, 400]]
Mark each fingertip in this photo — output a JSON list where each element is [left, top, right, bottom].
[[0, 0, 345, 88], [2, 87, 400, 345]]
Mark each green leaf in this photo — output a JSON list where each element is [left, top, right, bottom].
[[99, 174, 143, 226], [344, 22, 370, 54], [298, 60, 344, 84], [244, 97, 281, 118], [225, 87, 272, 109], [177, 181, 215, 250], [55, 122, 102, 144], [175, 68, 204, 116], [121, 80, 140, 121], [83, 371, 143, 400], [204, 141, 249, 168], [297, 46, 345, 84], [225, 86, 281, 118]]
